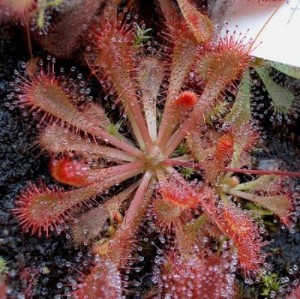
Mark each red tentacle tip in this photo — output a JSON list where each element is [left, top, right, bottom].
[[174, 91, 197, 109], [13, 183, 63, 237]]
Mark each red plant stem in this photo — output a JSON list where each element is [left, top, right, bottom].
[[164, 159, 204, 169], [114, 81, 153, 149], [224, 167, 300, 177], [157, 38, 198, 148], [63, 113, 143, 158], [164, 86, 217, 156], [83, 125, 144, 158], [121, 170, 152, 230], [165, 158, 300, 177], [91, 53, 153, 149], [89, 161, 146, 182]]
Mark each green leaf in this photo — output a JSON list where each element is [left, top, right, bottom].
[[225, 70, 251, 126], [269, 61, 300, 79], [245, 202, 273, 216], [233, 175, 276, 192], [0, 257, 8, 276], [107, 120, 123, 138], [134, 25, 152, 47], [205, 100, 228, 124], [179, 167, 195, 179], [255, 66, 295, 114]]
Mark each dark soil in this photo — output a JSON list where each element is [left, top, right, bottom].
[[0, 26, 92, 299]]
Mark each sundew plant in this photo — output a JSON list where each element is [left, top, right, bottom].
[[2, 0, 300, 298]]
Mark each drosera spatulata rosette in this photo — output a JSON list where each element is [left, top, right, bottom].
[[9, 0, 300, 297]]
